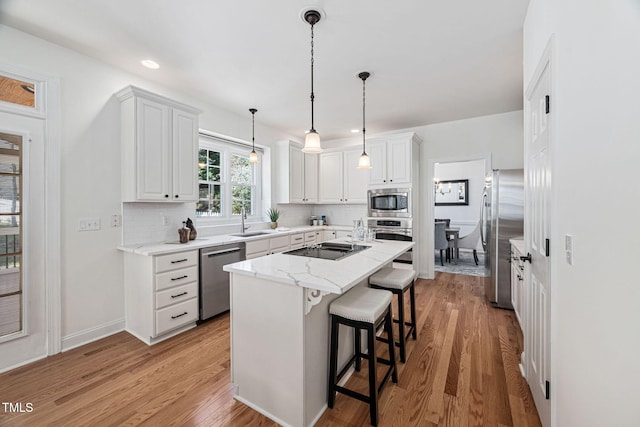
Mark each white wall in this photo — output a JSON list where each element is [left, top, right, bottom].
[[524, 2, 640, 426], [0, 25, 297, 348]]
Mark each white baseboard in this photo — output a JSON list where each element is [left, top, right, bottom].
[[61, 318, 125, 352], [0, 354, 47, 374]]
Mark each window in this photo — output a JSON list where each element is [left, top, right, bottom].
[[196, 134, 261, 221], [0, 132, 22, 339]]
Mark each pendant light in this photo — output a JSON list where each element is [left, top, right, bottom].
[[357, 71, 372, 169], [302, 9, 323, 153], [249, 108, 258, 163]]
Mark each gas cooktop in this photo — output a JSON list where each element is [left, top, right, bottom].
[[284, 242, 370, 261]]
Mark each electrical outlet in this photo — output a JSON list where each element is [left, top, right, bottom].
[[111, 214, 122, 228], [78, 218, 101, 231], [162, 215, 170, 226]]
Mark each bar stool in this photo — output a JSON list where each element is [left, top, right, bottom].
[[369, 267, 418, 363], [328, 286, 398, 427]]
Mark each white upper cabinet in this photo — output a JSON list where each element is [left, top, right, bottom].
[[368, 132, 421, 187], [318, 149, 368, 204], [318, 151, 343, 203], [117, 86, 200, 202], [274, 141, 318, 203]]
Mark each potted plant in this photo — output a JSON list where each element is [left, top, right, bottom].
[[267, 208, 280, 229]]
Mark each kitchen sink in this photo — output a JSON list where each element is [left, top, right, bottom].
[[229, 231, 273, 237]]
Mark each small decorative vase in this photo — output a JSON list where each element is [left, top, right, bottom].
[[270, 222, 278, 229], [178, 227, 189, 243]]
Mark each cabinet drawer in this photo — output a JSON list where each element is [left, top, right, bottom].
[[155, 297, 198, 336], [246, 239, 270, 256], [156, 266, 198, 291], [304, 232, 316, 243], [270, 235, 290, 251], [156, 282, 198, 309], [290, 233, 305, 245], [155, 250, 198, 273]]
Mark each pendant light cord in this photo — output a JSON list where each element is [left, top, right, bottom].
[[310, 22, 316, 131], [362, 75, 366, 153]]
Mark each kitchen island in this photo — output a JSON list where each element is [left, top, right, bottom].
[[223, 239, 414, 427]]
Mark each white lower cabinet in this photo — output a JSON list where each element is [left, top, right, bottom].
[[510, 242, 526, 329], [245, 235, 292, 260], [124, 250, 199, 345], [290, 233, 305, 249]]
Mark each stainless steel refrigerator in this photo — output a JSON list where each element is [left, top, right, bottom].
[[481, 169, 524, 309]]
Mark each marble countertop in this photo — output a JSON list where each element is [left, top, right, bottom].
[[223, 239, 414, 295], [118, 225, 352, 256]]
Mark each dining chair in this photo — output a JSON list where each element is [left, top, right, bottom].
[[434, 222, 449, 266], [455, 220, 482, 265]]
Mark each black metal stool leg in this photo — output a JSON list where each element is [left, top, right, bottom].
[[409, 280, 417, 339], [367, 322, 379, 427], [327, 315, 339, 408], [385, 309, 398, 384], [396, 290, 406, 363]]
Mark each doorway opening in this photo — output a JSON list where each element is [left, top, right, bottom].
[[426, 154, 490, 278]]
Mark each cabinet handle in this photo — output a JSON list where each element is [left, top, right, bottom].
[[344, 199, 348, 202], [294, 237, 303, 241], [390, 179, 393, 182], [170, 258, 188, 264], [383, 180, 386, 183], [171, 291, 188, 298], [175, 195, 179, 198], [171, 312, 188, 319], [171, 275, 188, 281], [340, 199, 343, 201], [165, 194, 169, 198]]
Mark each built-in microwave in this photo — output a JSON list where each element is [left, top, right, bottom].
[[367, 188, 412, 218]]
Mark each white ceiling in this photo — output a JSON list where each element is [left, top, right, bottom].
[[0, 0, 530, 141]]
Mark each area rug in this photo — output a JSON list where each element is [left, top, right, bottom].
[[434, 250, 488, 277]]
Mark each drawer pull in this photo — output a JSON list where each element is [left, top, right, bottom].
[[171, 312, 188, 319], [170, 258, 188, 264], [171, 292, 188, 299], [294, 237, 303, 241], [171, 275, 188, 281]]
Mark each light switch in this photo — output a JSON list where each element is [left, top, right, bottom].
[[78, 218, 101, 231], [565, 234, 573, 265]]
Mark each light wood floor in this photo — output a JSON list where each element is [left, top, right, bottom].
[[0, 273, 541, 426]]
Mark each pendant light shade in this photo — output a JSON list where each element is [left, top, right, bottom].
[[302, 9, 323, 153], [357, 71, 372, 169], [249, 108, 258, 163]]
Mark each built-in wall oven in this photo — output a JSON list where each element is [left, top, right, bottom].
[[368, 218, 413, 264], [368, 188, 411, 218]]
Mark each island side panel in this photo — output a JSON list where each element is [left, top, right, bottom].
[[230, 273, 305, 427], [303, 279, 369, 427]]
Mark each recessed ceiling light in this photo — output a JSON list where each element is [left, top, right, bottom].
[[141, 59, 160, 69], [351, 129, 360, 133]]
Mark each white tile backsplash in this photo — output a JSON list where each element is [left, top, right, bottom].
[[122, 202, 196, 245], [275, 204, 314, 227], [312, 204, 367, 227]]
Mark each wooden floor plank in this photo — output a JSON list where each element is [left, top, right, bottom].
[[0, 272, 540, 427]]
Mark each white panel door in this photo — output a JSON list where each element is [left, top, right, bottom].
[[343, 149, 368, 203], [525, 58, 552, 426], [318, 152, 343, 203], [172, 109, 198, 202], [289, 145, 304, 203], [0, 116, 46, 372], [136, 97, 171, 200], [387, 138, 411, 185]]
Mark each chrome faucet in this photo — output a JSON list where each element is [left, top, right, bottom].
[[240, 206, 249, 233]]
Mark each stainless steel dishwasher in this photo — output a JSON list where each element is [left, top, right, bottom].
[[199, 242, 246, 321]]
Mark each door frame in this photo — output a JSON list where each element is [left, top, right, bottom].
[[424, 153, 491, 278], [0, 62, 61, 359]]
